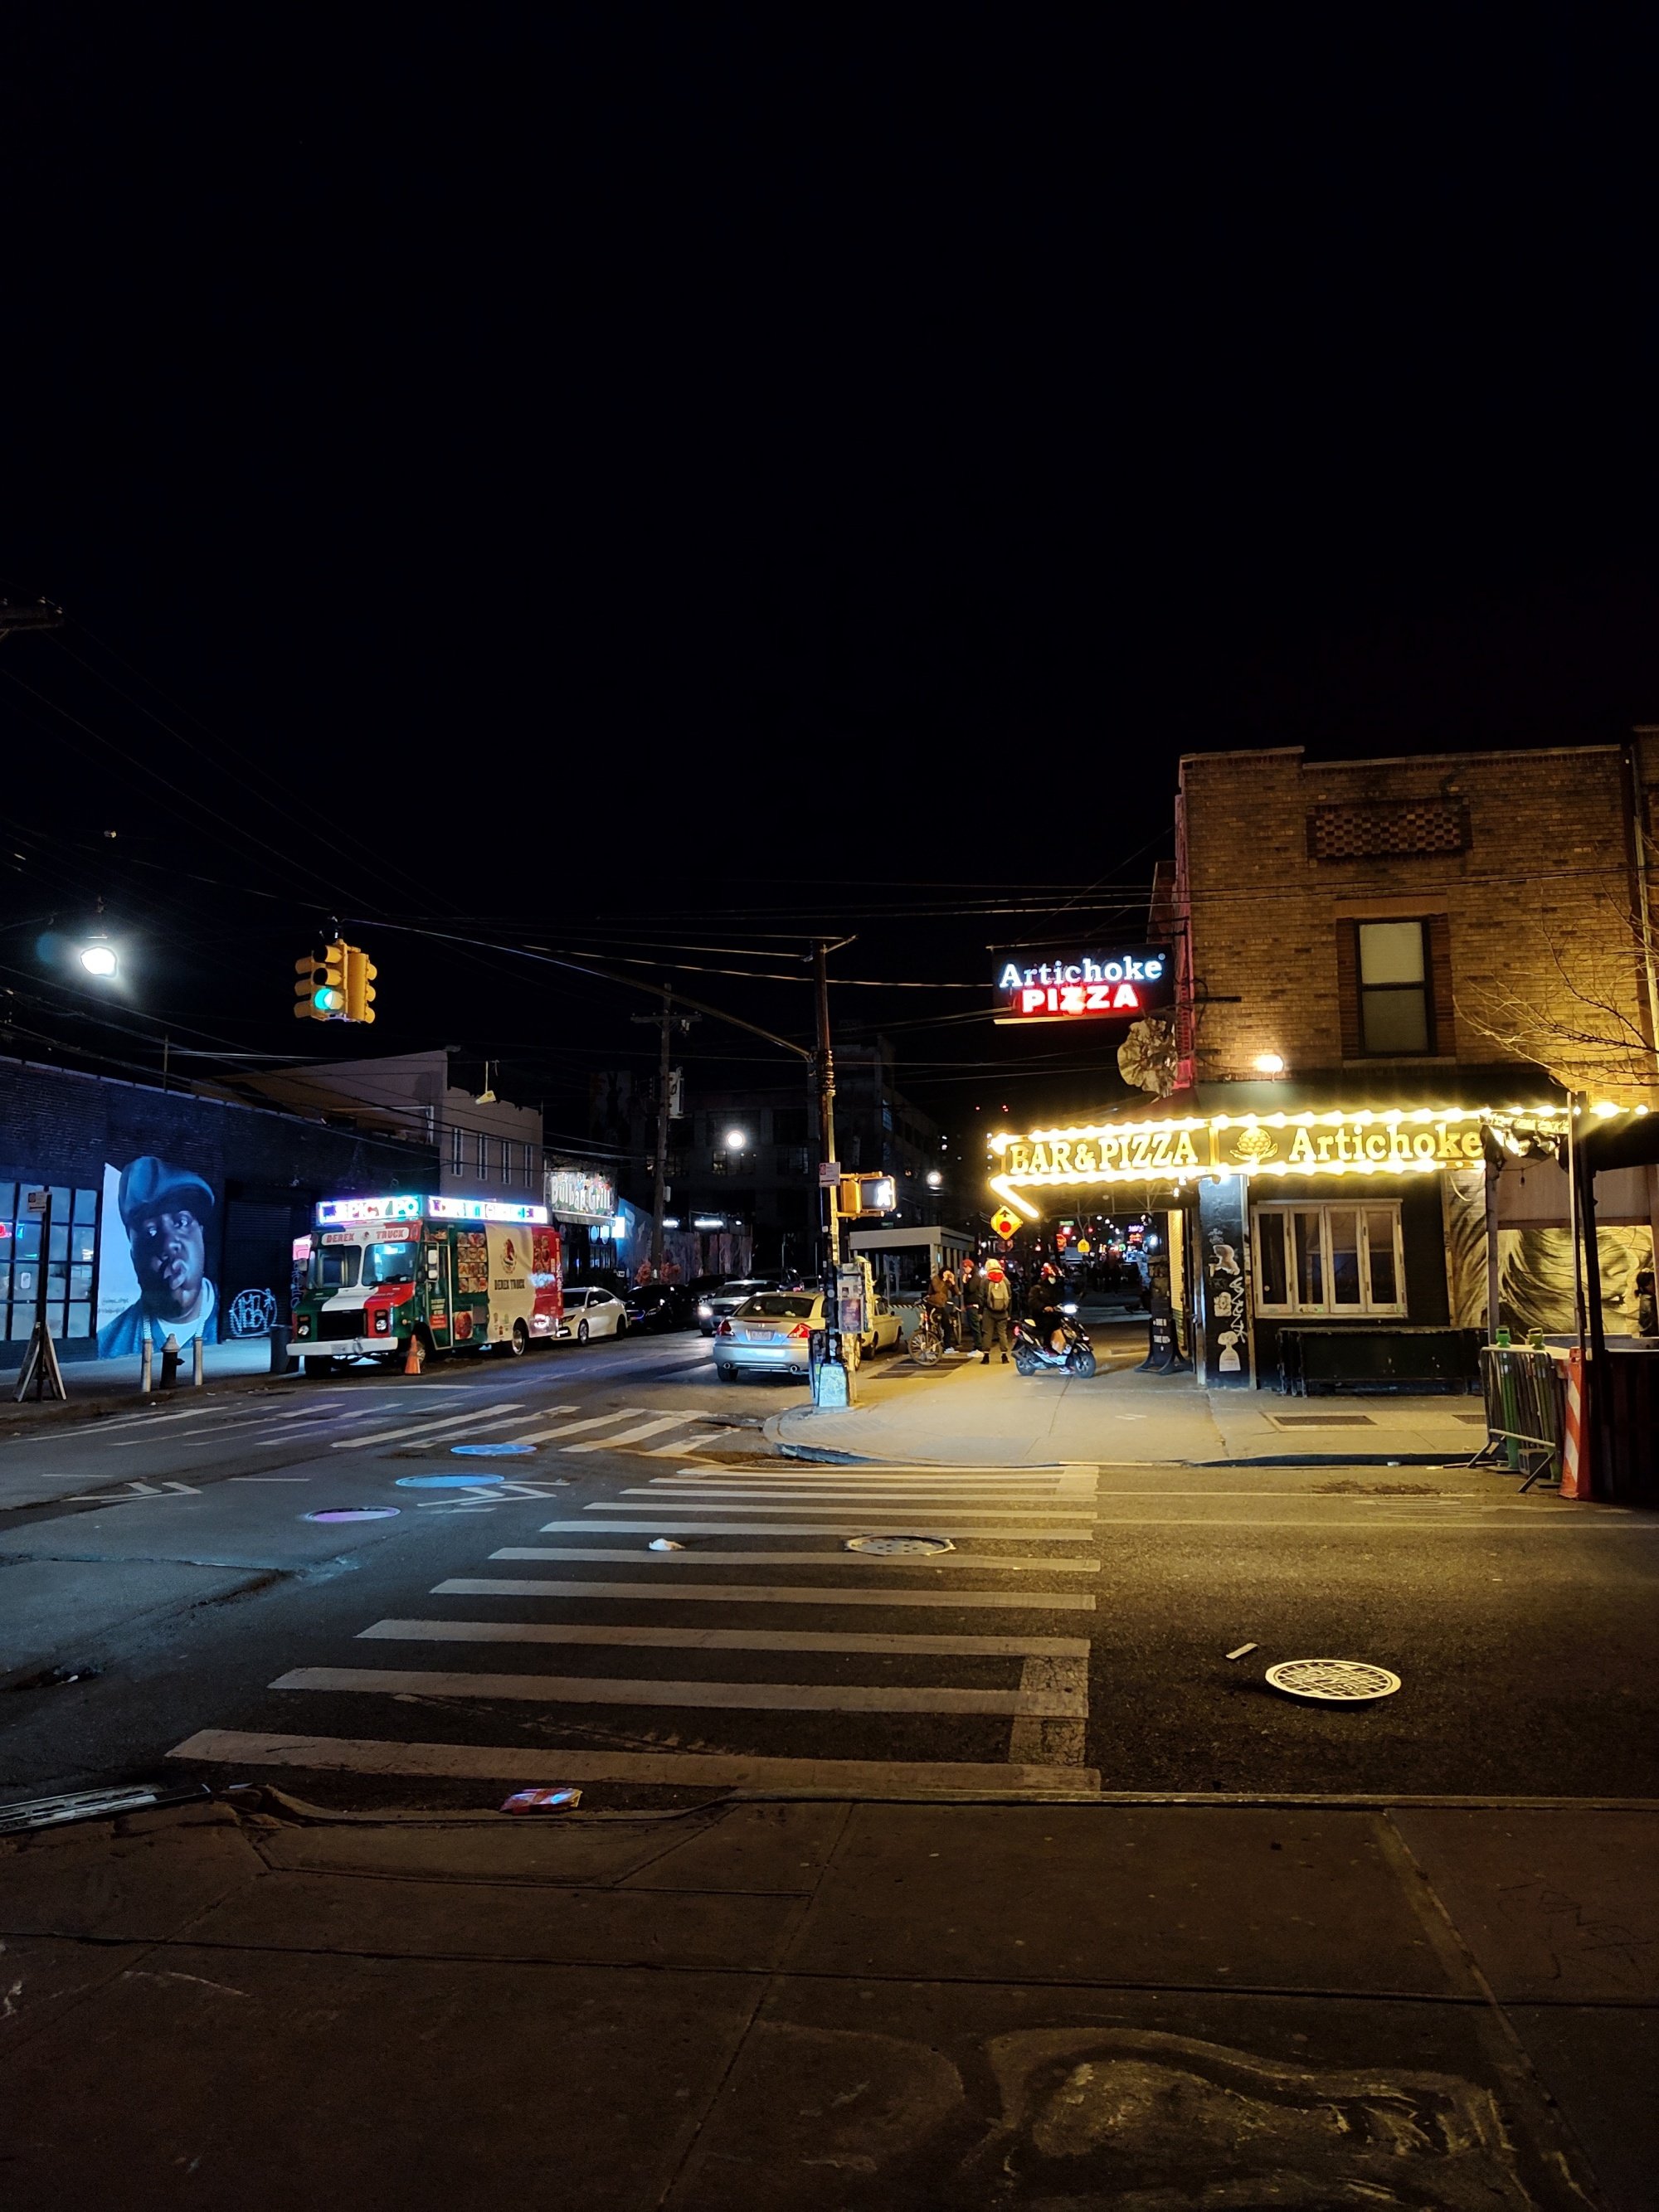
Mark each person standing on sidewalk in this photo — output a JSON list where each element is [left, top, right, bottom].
[[980, 1261, 1014, 1364], [961, 1258, 985, 1358]]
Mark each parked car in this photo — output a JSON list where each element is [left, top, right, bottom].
[[559, 1286, 629, 1342], [696, 1277, 783, 1336], [623, 1281, 697, 1333], [711, 1291, 904, 1380], [712, 1291, 820, 1380]]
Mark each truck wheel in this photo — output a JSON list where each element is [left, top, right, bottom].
[[507, 1320, 528, 1358]]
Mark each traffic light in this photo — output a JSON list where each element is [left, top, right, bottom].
[[294, 942, 348, 1020], [345, 946, 377, 1024]]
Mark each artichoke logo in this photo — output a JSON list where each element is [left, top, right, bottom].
[[1232, 1126, 1278, 1165]]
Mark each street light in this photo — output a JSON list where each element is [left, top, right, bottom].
[[724, 1127, 748, 1151], [78, 938, 117, 979], [926, 1169, 943, 1188], [1253, 1052, 1285, 1075]]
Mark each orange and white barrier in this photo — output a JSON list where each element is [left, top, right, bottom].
[[1559, 1346, 1590, 1500]]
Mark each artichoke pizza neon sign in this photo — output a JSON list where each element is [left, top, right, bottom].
[[987, 1104, 1566, 1216], [993, 948, 1174, 1024]]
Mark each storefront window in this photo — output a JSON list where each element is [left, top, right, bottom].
[[0, 1184, 100, 1339], [1254, 1202, 1405, 1317]]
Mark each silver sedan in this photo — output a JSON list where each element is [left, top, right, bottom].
[[711, 1291, 821, 1379]]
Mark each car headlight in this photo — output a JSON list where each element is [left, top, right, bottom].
[[697, 1301, 713, 1316], [296, 1315, 311, 1338]]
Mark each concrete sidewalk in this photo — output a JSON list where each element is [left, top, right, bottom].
[[0, 1339, 288, 1437], [2, 1788, 1649, 2207], [773, 1357, 1486, 1466]]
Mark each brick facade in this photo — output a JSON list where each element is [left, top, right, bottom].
[[1174, 737, 1658, 1091]]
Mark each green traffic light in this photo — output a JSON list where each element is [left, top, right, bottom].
[[313, 986, 346, 1013]]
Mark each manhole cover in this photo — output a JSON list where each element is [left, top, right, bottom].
[[844, 1534, 955, 1557], [451, 1441, 538, 1456], [304, 1507, 401, 1524], [1265, 1658, 1401, 1703]]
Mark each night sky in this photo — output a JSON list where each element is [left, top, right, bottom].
[[4, 17, 1657, 1159]]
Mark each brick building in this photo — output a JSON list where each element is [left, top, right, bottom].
[[0, 1057, 439, 1369], [989, 738, 1659, 1388]]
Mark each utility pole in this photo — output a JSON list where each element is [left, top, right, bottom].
[[814, 939, 839, 1273], [632, 989, 698, 1277]]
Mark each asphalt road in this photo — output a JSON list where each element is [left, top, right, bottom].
[[2, 1326, 1657, 1810]]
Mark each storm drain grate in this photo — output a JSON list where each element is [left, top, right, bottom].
[[1267, 1413, 1378, 1428], [844, 1535, 955, 1557]]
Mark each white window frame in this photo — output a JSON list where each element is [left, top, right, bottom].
[[1252, 1200, 1406, 1318]]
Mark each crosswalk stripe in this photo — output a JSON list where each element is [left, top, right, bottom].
[[489, 1547, 1101, 1571], [359, 1617, 1090, 1658], [589, 1501, 1097, 1521], [562, 1413, 699, 1454], [622, 1486, 1095, 1505], [271, 1665, 1087, 1717], [435, 1577, 1096, 1609], [167, 1728, 1102, 1793], [519, 1407, 645, 1442], [533, 1522, 1097, 1539], [330, 1403, 524, 1450], [1010, 1655, 1091, 1767]]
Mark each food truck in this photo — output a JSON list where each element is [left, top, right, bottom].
[[292, 1194, 563, 1371]]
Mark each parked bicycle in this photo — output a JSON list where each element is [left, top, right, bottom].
[[908, 1307, 945, 1365]]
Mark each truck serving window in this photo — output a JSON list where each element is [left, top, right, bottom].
[[362, 1241, 419, 1286], [310, 1245, 361, 1290]]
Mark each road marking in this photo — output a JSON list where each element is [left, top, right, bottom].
[[330, 1403, 524, 1450], [360, 1617, 1090, 1658], [588, 1500, 1097, 1521], [63, 1479, 200, 1501], [533, 1521, 1097, 1539], [229, 1476, 312, 1482], [1009, 1655, 1090, 1767], [562, 1413, 703, 1454], [519, 1407, 646, 1443], [624, 1486, 1096, 1505], [435, 1577, 1097, 1609], [490, 1546, 1101, 1570], [168, 1728, 1101, 1793], [271, 1665, 1087, 1717]]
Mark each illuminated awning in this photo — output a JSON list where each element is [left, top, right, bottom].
[[985, 1101, 1572, 1219]]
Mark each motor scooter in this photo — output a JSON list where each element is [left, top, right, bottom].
[[1011, 1303, 1097, 1378]]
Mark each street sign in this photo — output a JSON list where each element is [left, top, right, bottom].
[[990, 1204, 1021, 1240], [26, 1189, 47, 1214], [818, 1160, 841, 1186]]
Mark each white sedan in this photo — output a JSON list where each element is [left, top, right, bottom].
[[560, 1287, 629, 1343]]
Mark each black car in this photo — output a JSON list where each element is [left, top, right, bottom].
[[623, 1281, 698, 1332]]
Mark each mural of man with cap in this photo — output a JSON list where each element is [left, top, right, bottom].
[[95, 1156, 219, 1357]]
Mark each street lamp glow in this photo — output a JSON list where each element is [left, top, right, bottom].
[[926, 1169, 943, 1188], [79, 941, 118, 979], [724, 1128, 748, 1150], [1253, 1053, 1285, 1075]]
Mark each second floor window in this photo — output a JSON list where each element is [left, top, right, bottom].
[[1357, 920, 1430, 1054]]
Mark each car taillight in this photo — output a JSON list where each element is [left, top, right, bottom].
[[787, 1323, 810, 1339], [717, 1320, 732, 1336]]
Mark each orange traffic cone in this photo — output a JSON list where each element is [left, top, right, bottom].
[[403, 1332, 426, 1376]]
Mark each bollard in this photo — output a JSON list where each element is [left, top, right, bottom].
[[140, 1336, 153, 1395], [159, 1334, 181, 1391], [192, 1334, 204, 1388], [269, 1324, 290, 1376]]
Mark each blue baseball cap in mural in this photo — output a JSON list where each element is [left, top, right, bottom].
[[117, 1156, 215, 1229]]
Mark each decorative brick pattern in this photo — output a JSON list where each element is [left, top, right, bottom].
[[1307, 800, 1470, 862]]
